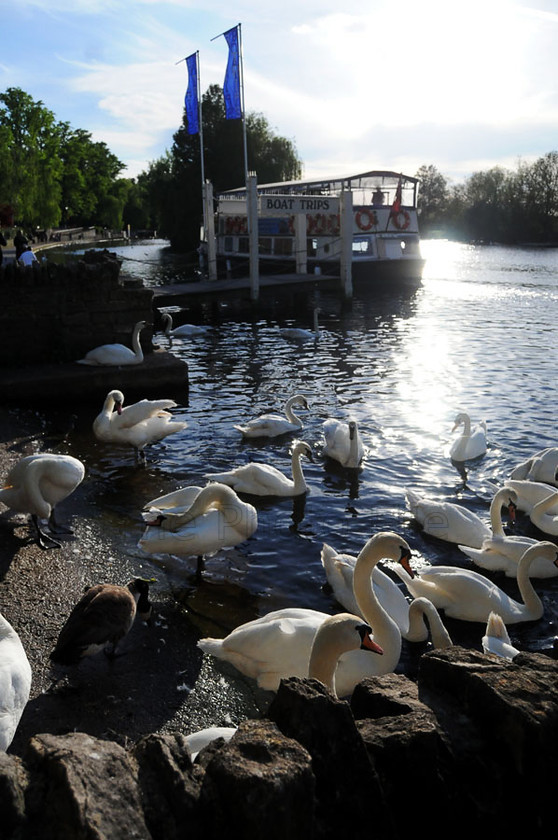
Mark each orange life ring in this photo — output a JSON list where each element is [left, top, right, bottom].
[[355, 209, 377, 231], [391, 210, 410, 230]]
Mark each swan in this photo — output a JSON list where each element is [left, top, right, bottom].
[[458, 488, 558, 578], [320, 542, 452, 647], [93, 389, 187, 460], [510, 447, 558, 486], [49, 578, 153, 665], [197, 531, 414, 698], [203, 440, 313, 497], [0, 453, 85, 549], [500, 479, 558, 515], [280, 307, 320, 340], [482, 612, 519, 661], [138, 483, 258, 575], [405, 488, 495, 548], [234, 394, 309, 438], [390, 541, 558, 624], [185, 727, 237, 761], [0, 612, 32, 751], [529, 490, 558, 536], [161, 312, 211, 338], [449, 411, 487, 461], [76, 320, 146, 366], [322, 418, 365, 468]]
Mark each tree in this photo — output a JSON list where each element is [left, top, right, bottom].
[[415, 164, 449, 235], [148, 84, 302, 251]]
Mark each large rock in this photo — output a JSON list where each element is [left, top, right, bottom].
[[269, 676, 395, 839], [23, 732, 150, 840], [0, 751, 28, 840]]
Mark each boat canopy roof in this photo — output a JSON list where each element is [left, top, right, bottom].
[[218, 169, 420, 206]]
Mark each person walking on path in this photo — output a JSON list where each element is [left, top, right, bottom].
[[18, 246, 38, 267], [14, 230, 28, 260]]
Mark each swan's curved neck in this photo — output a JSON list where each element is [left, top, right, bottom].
[[285, 399, 302, 424], [132, 323, 144, 361], [489, 490, 509, 537], [408, 598, 452, 648], [353, 548, 400, 652], [517, 550, 543, 614], [290, 448, 307, 491], [163, 314, 172, 336], [461, 414, 472, 436]]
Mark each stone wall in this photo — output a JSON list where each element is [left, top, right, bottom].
[[2, 646, 557, 840], [0, 251, 154, 366]]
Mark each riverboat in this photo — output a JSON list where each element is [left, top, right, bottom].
[[214, 170, 425, 287]]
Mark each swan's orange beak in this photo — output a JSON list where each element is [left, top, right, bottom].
[[507, 500, 517, 522], [362, 634, 384, 655], [399, 546, 415, 577], [116, 403, 123, 415]]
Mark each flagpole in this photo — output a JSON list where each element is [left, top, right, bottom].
[[237, 23, 249, 187]]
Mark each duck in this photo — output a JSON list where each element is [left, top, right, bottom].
[[322, 418, 365, 468], [500, 479, 558, 515], [93, 389, 187, 460], [529, 489, 558, 536], [161, 312, 211, 338], [390, 541, 558, 624], [0, 453, 85, 549], [510, 447, 558, 486], [203, 440, 313, 497], [481, 611, 519, 661], [280, 307, 320, 340], [138, 483, 258, 576], [49, 578, 153, 666], [405, 488, 494, 549], [0, 613, 32, 751], [458, 487, 557, 578], [320, 542, 452, 647], [76, 320, 147, 366], [197, 531, 413, 698], [234, 394, 309, 438], [449, 411, 487, 461]]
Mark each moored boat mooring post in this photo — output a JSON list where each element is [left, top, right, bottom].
[[340, 188, 353, 298]]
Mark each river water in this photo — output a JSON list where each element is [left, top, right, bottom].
[[45, 239, 558, 677]]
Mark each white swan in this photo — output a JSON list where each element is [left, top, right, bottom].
[[280, 307, 320, 340], [76, 320, 146, 366], [161, 312, 211, 338], [320, 542, 452, 647], [93, 389, 187, 460], [197, 531, 413, 698], [500, 479, 558, 515], [139, 483, 258, 573], [529, 490, 558, 536], [0, 453, 85, 549], [234, 395, 309, 438], [510, 447, 558, 486], [185, 727, 237, 761], [449, 411, 487, 461], [0, 612, 32, 751], [482, 611, 519, 661], [458, 487, 557, 578], [204, 440, 312, 497], [390, 541, 558, 624], [50, 578, 153, 665], [405, 488, 494, 549], [322, 418, 365, 468]]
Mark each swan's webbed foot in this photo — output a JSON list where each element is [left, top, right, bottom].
[[48, 511, 74, 536], [195, 555, 205, 582], [32, 515, 62, 550]]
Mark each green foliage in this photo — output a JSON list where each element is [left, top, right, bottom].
[[142, 84, 302, 251]]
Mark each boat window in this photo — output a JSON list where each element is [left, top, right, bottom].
[[224, 236, 233, 252], [352, 236, 372, 255], [259, 237, 273, 255], [238, 237, 249, 253], [307, 238, 317, 256], [274, 238, 293, 256]]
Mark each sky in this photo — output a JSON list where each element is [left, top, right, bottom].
[[2, 0, 558, 186]]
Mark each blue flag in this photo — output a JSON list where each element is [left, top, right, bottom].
[[223, 27, 242, 119], [184, 53, 199, 135]]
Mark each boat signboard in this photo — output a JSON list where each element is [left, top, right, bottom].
[[259, 195, 339, 216]]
